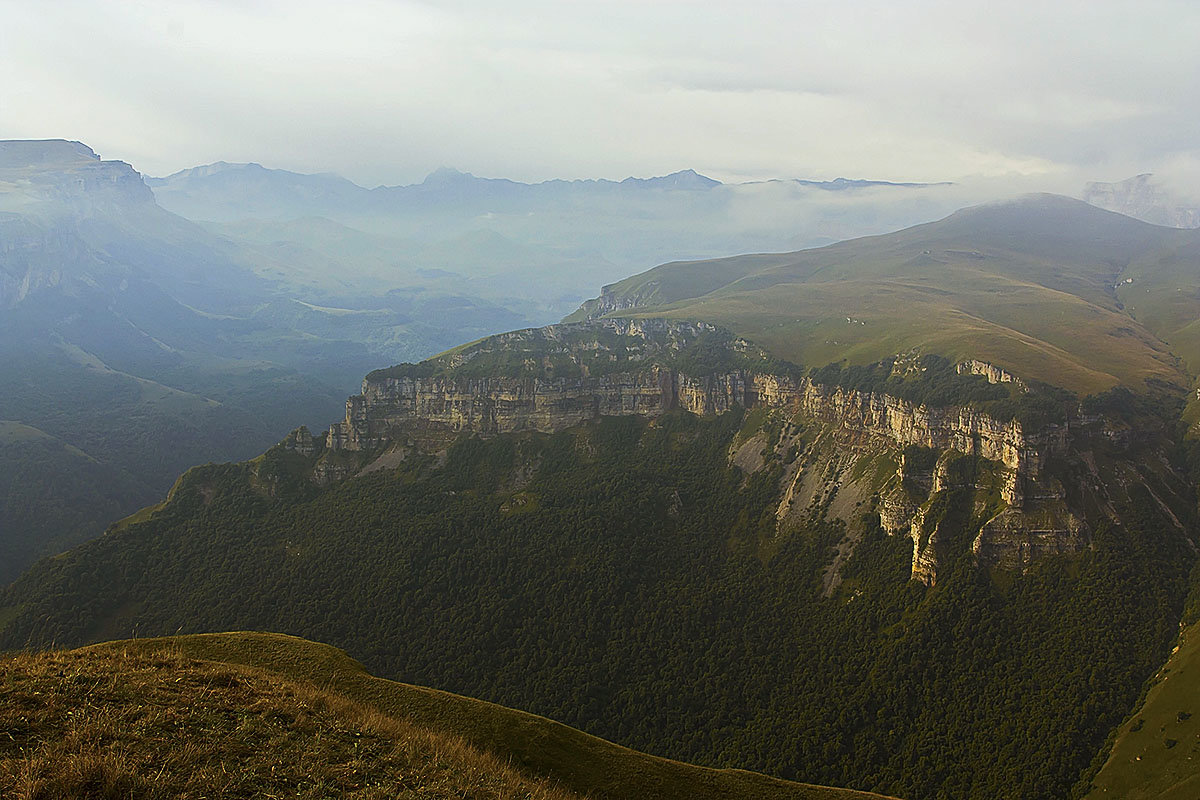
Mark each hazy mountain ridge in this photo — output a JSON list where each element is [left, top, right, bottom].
[[0, 140, 538, 581], [148, 162, 943, 220], [0, 140, 154, 208], [148, 159, 970, 305]]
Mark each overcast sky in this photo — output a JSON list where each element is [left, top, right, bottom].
[[3, 0, 1198, 190]]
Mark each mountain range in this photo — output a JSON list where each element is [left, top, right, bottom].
[[147, 160, 969, 312], [0, 140, 525, 581], [5, 136, 1200, 799]]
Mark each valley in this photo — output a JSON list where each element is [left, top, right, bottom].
[[0, 139, 966, 583]]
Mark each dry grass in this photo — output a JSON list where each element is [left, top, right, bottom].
[[68, 634, 896, 800], [0, 647, 582, 800]]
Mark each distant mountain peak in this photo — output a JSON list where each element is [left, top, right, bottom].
[[157, 162, 273, 182], [791, 176, 953, 191], [421, 166, 473, 185], [619, 169, 721, 189], [0, 139, 100, 169]]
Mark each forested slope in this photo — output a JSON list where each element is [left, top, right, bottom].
[[3, 402, 1193, 800]]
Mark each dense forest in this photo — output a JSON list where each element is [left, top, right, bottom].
[[2, 407, 1194, 800]]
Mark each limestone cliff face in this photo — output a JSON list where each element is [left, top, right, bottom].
[[328, 366, 1058, 487], [327, 356, 1061, 507], [569, 285, 652, 321], [1083, 173, 1200, 229], [0, 139, 156, 210], [327, 367, 741, 451], [956, 359, 1026, 390], [315, 320, 1167, 584], [755, 374, 1063, 504]]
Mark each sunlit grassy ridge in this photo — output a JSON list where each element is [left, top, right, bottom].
[[1083, 620, 1200, 800], [1, 638, 579, 800], [570, 195, 1200, 395], [25, 632, 897, 800]]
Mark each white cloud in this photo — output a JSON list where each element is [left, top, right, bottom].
[[2, 0, 1197, 188]]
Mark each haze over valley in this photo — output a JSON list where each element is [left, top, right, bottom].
[[0, 137, 987, 583]]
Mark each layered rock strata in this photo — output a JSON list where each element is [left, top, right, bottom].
[[317, 320, 1108, 583], [327, 366, 1063, 507]]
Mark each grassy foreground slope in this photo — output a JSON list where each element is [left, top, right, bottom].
[[0, 632, 896, 800], [1, 637, 578, 800], [1083, 620, 1200, 800], [569, 195, 1200, 395]]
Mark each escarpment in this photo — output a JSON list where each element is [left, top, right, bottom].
[[300, 319, 1188, 584]]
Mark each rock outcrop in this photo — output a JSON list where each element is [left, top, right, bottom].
[[328, 367, 753, 451], [328, 356, 1062, 509], [1082, 173, 1200, 229], [0, 139, 156, 209], [313, 319, 1164, 584], [956, 359, 1026, 390]]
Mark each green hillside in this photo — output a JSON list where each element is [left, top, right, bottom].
[[569, 195, 1199, 395], [25, 632, 891, 800], [1083, 618, 1200, 799]]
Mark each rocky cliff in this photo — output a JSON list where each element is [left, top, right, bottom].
[[328, 367, 754, 450], [1082, 173, 1200, 229], [327, 340, 1055, 498], [0, 139, 156, 211], [326, 318, 762, 451], [298, 319, 1151, 584]]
